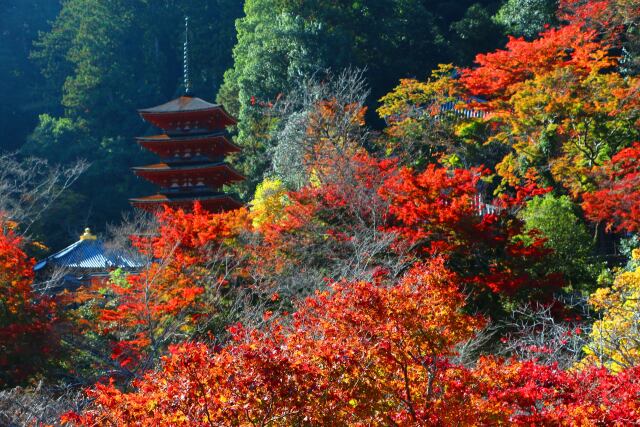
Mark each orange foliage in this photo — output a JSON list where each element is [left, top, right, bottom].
[[66, 260, 640, 426], [583, 142, 640, 232], [74, 203, 251, 369], [0, 219, 59, 386], [457, 15, 639, 195], [68, 260, 491, 425], [460, 24, 614, 101]]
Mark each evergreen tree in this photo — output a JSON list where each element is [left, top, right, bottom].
[[494, 0, 558, 38], [219, 0, 504, 195], [520, 194, 600, 290], [0, 0, 60, 151]]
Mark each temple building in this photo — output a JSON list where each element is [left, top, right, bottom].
[[33, 228, 143, 293], [130, 95, 244, 212], [130, 17, 244, 213]]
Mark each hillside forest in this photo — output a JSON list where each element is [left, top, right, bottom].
[[1, 0, 640, 425]]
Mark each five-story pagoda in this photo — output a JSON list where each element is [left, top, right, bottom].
[[130, 18, 244, 213]]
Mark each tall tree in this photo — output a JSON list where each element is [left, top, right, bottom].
[[0, 220, 60, 387], [494, 0, 559, 38], [219, 0, 504, 196], [0, 0, 60, 151]]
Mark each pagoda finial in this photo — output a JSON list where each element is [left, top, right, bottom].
[[80, 227, 97, 241], [183, 16, 191, 96]]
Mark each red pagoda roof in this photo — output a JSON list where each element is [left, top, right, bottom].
[[130, 193, 244, 213], [139, 96, 221, 114], [138, 96, 237, 131], [132, 162, 245, 188], [135, 133, 241, 158]]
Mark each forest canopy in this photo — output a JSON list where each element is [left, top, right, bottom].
[[1, 0, 640, 425]]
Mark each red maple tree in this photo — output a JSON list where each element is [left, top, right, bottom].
[[0, 219, 59, 386], [583, 142, 640, 233], [73, 203, 251, 371], [64, 259, 640, 426]]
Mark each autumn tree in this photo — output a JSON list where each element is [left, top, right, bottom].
[[379, 21, 638, 197], [67, 260, 490, 425], [252, 152, 401, 295], [471, 357, 640, 424], [0, 220, 59, 387], [249, 178, 289, 229], [581, 248, 640, 372], [583, 142, 640, 233], [380, 163, 561, 317], [245, 74, 405, 296], [67, 259, 640, 426], [270, 68, 371, 189], [379, 6, 640, 199], [492, 65, 638, 196], [457, 19, 640, 195], [496, 301, 589, 369], [259, 104, 560, 317], [71, 204, 251, 375], [376, 64, 489, 169], [560, 0, 640, 74]]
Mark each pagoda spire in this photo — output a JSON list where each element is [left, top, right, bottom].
[[130, 18, 243, 214], [183, 16, 191, 95]]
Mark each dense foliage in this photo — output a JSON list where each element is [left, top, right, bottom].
[[218, 0, 505, 194], [1, 0, 640, 425], [0, 1, 60, 151], [68, 262, 640, 425], [0, 220, 59, 387]]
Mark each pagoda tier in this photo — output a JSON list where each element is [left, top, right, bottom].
[[130, 193, 243, 213], [132, 162, 244, 189], [138, 96, 236, 135], [136, 132, 241, 159], [131, 94, 244, 213]]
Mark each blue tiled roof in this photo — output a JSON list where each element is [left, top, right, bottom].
[[382, 95, 488, 124], [34, 239, 144, 272], [439, 99, 486, 119]]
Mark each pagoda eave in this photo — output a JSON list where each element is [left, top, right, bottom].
[[139, 114, 235, 134], [130, 194, 244, 213], [138, 99, 237, 131], [135, 133, 241, 158], [132, 162, 244, 178], [132, 163, 245, 188]]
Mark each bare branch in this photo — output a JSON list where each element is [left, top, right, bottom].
[[0, 153, 88, 235]]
